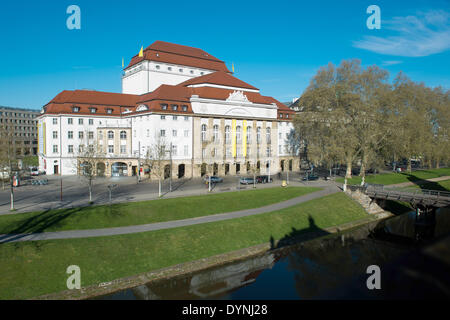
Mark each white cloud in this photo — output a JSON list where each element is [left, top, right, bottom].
[[353, 10, 450, 57], [381, 60, 403, 66]]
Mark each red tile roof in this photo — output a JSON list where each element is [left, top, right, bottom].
[[178, 71, 258, 90], [126, 41, 231, 72]]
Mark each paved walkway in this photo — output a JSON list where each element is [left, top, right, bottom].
[[387, 176, 450, 188], [0, 184, 340, 243]]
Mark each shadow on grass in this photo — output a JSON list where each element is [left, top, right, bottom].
[[270, 215, 330, 250]]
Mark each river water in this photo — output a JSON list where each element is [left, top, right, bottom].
[[97, 207, 450, 300]]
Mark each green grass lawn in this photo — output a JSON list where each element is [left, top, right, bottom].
[[0, 192, 368, 300], [336, 168, 450, 186], [0, 186, 320, 234]]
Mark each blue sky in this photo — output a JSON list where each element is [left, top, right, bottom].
[[0, 0, 449, 109]]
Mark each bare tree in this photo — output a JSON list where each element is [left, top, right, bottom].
[[0, 123, 19, 210], [143, 135, 169, 197], [74, 133, 106, 203]]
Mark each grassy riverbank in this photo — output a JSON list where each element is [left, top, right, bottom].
[[336, 168, 450, 186], [0, 192, 368, 300], [0, 186, 319, 234]]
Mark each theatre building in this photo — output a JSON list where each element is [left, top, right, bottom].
[[37, 41, 297, 178]]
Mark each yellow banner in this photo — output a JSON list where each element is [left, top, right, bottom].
[[242, 120, 247, 157], [232, 119, 236, 157]]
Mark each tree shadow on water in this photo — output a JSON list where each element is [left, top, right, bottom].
[[270, 215, 330, 250]]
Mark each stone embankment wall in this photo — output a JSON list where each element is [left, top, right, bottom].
[[345, 188, 392, 218]]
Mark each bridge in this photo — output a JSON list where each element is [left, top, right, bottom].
[[347, 183, 450, 241], [363, 184, 450, 208]]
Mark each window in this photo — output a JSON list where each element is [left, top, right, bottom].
[[213, 148, 217, 157], [266, 127, 271, 143], [200, 71, 204, 75], [52, 131, 58, 139], [120, 131, 127, 139], [107, 131, 114, 139], [78, 118, 83, 125], [98, 131, 103, 140], [168, 67, 172, 71], [213, 125, 219, 142], [280, 113, 283, 118], [184, 130, 189, 137], [279, 145, 282, 154], [120, 145, 126, 154], [190, 70, 194, 74], [68, 145, 73, 153], [89, 145, 94, 153], [182, 105, 188, 112], [160, 129, 165, 137], [89, 108, 97, 113], [184, 116, 189, 121], [247, 126, 252, 144], [266, 147, 271, 157], [68, 131, 73, 139], [68, 118, 73, 125], [161, 115, 166, 120], [225, 125, 230, 144], [179, 68, 183, 73], [87, 131, 93, 140], [172, 145, 177, 156], [106, 108, 113, 114], [202, 148, 206, 158], [171, 104, 178, 111], [53, 145, 58, 153], [236, 126, 241, 142], [201, 124, 207, 141], [72, 106, 80, 113], [257, 127, 261, 143], [172, 129, 177, 137], [161, 104, 168, 110], [286, 114, 289, 118], [147, 129, 150, 137], [89, 119, 94, 125], [173, 115, 177, 121], [226, 147, 231, 157], [155, 65, 160, 69], [184, 145, 189, 156], [108, 145, 114, 153]]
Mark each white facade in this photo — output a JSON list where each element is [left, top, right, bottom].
[[122, 61, 215, 95]]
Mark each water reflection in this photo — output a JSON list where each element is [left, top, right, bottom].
[[98, 207, 450, 300]]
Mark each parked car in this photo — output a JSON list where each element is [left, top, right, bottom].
[[239, 177, 255, 185], [256, 175, 273, 183], [30, 167, 39, 176], [302, 174, 319, 181], [203, 175, 223, 183]]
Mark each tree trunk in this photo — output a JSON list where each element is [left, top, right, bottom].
[[89, 183, 92, 202], [10, 183, 14, 210], [345, 160, 352, 179], [407, 158, 412, 173], [158, 179, 162, 197], [435, 157, 440, 169]]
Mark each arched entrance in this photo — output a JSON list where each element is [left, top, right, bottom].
[[111, 162, 127, 177], [280, 160, 285, 172], [213, 163, 218, 176], [236, 163, 240, 175], [97, 162, 105, 176], [225, 163, 230, 175], [178, 164, 185, 179], [201, 163, 207, 177], [164, 164, 171, 179], [289, 159, 293, 171], [246, 161, 251, 173]]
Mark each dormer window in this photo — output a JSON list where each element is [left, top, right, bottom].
[[190, 70, 194, 74], [72, 106, 80, 113], [179, 68, 183, 73], [161, 104, 168, 110], [280, 113, 283, 118], [171, 104, 178, 111], [168, 67, 172, 71], [89, 108, 97, 114], [182, 105, 188, 112], [155, 65, 160, 69], [286, 114, 289, 118], [106, 108, 113, 114]]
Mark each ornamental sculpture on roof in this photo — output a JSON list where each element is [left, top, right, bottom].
[[226, 90, 249, 103]]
